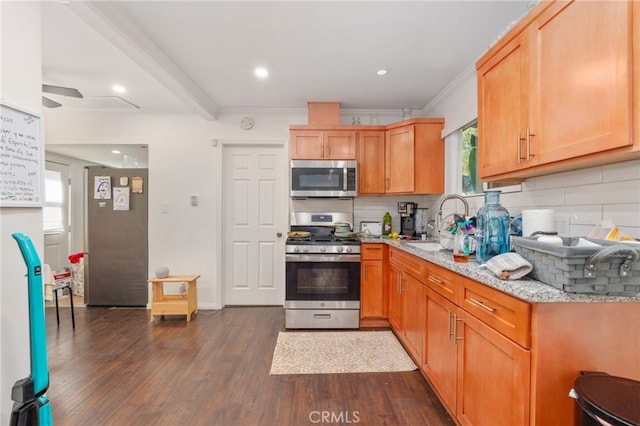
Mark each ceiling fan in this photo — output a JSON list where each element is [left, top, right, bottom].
[[42, 84, 83, 108]]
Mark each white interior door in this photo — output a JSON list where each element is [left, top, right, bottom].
[[43, 161, 70, 272], [222, 145, 287, 305]]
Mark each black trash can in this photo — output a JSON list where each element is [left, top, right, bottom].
[[573, 371, 640, 426]]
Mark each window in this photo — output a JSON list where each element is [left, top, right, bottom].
[[461, 121, 521, 196], [43, 169, 64, 233], [461, 122, 481, 195]]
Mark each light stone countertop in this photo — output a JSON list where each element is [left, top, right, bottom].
[[360, 237, 640, 304]]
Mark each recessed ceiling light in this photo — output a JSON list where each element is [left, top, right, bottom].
[[376, 69, 388, 76], [254, 67, 269, 79], [111, 150, 121, 154], [112, 85, 126, 94]]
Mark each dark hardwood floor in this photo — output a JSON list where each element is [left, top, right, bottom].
[[45, 306, 455, 426]]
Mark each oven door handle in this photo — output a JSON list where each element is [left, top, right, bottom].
[[286, 254, 361, 262]]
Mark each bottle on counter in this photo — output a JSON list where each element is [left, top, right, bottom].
[[382, 212, 392, 236], [453, 220, 471, 263], [476, 190, 511, 264]]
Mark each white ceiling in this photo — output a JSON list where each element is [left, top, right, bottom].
[[41, 0, 532, 166]]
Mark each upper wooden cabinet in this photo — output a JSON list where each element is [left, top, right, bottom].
[[384, 120, 445, 194], [353, 119, 445, 195], [477, 0, 638, 181], [291, 118, 445, 195], [357, 130, 386, 194], [385, 125, 416, 193], [289, 129, 356, 160], [477, 29, 531, 178]]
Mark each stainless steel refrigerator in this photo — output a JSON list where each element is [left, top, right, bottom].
[[85, 166, 148, 306]]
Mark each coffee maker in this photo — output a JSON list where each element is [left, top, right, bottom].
[[398, 202, 417, 236]]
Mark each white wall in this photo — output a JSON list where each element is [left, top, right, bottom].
[[45, 111, 307, 309], [0, 2, 43, 424], [44, 107, 413, 309]]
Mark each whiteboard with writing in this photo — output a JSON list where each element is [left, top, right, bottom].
[[0, 104, 43, 207]]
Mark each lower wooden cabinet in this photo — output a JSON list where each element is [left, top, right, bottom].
[[386, 246, 639, 425], [423, 285, 531, 425], [423, 287, 459, 414], [388, 265, 403, 331], [360, 243, 388, 327], [401, 274, 424, 361], [456, 310, 531, 426]]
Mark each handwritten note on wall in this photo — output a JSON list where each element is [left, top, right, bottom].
[[0, 104, 43, 207]]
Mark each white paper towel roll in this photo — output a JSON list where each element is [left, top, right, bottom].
[[522, 209, 555, 237]]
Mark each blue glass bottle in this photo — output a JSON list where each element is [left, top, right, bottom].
[[476, 190, 510, 264]]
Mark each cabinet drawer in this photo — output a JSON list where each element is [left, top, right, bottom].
[[424, 263, 458, 304], [460, 278, 531, 348], [361, 243, 386, 260], [389, 248, 425, 280]]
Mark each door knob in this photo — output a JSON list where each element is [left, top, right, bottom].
[[277, 232, 282, 238]]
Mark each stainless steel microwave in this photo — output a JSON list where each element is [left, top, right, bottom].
[[290, 160, 357, 197]]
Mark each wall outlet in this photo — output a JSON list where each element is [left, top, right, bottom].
[[179, 283, 186, 294], [555, 218, 570, 236]]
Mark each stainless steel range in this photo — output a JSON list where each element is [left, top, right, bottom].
[[285, 210, 361, 329]]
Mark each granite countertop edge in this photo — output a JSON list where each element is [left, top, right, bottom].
[[360, 237, 640, 304]]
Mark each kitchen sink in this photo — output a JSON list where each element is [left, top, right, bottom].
[[404, 241, 443, 251]]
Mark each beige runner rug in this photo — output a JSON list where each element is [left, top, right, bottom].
[[269, 330, 417, 375]]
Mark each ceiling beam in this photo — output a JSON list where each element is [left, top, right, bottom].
[[70, 1, 218, 120]]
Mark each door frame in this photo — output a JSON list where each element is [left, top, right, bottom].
[[214, 138, 288, 308]]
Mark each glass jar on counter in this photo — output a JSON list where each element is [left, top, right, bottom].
[[475, 190, 510, 264]]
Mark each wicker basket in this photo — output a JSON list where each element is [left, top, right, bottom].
[[512, 237, 640, 296]]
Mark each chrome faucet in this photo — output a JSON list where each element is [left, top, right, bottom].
[[436, 194, 470, 232]]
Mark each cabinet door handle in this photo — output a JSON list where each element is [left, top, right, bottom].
[[526, 127, 535, 161], [517, 131, 522, 164], [469, 297, 496, 313], [454, 316, 463, 344], [447, 310, 454, 341], [343, 166, 347, 191], [386, 178, 390, 190], [428, 275, 444, 286], [517, 131, 528, 163]]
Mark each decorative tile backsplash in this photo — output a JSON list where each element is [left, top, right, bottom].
[[355, 159, 640, 239]]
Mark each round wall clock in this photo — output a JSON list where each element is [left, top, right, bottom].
[[240, 116, 254, 130]]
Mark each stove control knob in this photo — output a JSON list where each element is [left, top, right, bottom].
[[303, 247, 309, 253], [336, 247, 343, 253], [320, 247, 326, 253], [294, 247, 300, 253], [346, 247, 352, 253]]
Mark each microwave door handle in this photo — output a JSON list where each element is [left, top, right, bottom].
[[343, 167, 347, 191]]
